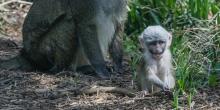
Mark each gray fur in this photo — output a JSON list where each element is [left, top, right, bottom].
[[140, 25, 171, 42], [0, 0, 127, 79]]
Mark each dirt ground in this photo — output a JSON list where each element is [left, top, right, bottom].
[[0, 2, 220, 110], [0, 40, 220, 110]]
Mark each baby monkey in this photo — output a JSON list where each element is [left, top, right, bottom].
[[137, 25, 175, 93]]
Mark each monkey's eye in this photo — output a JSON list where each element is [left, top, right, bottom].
[[148, 41, 157, 46], [148, 40, 165, 46], [158, 40, 165, 44]]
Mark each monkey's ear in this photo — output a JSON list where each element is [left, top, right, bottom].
[[138, 34, 145, 48], [167, 32, 172, 47]]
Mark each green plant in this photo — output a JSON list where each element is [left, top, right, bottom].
[[123, 35, 141, 77], [173, 89, 179, 109], [208, 73, 218, 87]]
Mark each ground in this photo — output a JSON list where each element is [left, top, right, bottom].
[[0, 2, 220, 110]]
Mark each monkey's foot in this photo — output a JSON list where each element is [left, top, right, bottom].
[[96, 68, 111, 79], [97, 73, 110, 79], [113, 63, 124, 74], [76, 65, 95, 75], [0, 55, 32, 71], [49, 65, 66, 73]]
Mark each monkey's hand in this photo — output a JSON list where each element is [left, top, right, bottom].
[[162, 84, 170, 92], [161, 85, 173, 98]]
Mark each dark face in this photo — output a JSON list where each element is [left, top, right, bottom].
[[146, 40, 166, 60]]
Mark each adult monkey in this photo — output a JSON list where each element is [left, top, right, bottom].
[[0, 0, 127, 79]]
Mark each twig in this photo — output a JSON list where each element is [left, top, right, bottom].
[[16, 0, 32, 5], [81, 86, 135, 97], [0, 0, 32, 6], [0, 0, 32, 11]]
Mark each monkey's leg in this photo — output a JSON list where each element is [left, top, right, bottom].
[[136, 67, 158, 93], [136, 61, 149, 91], [23, 18, 76, 72], [138, 74, 149, 91], [41, 19, 77, 72], [147, 72, 168, 91], [77, 24, 110, 79]]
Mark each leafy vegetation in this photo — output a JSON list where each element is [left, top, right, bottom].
[[124, 0, 220, 108]]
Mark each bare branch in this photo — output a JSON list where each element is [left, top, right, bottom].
[[81, 86, 136, 97], [0, 0, 32, 11]]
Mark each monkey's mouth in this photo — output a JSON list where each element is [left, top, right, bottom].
[[152, 54, 162, 60]]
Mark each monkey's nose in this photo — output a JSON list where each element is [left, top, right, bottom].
[[156, 48, 163, 53], [156, 43, 161, 47]]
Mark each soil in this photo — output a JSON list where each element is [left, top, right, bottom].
[[0, 1, 219, 110]]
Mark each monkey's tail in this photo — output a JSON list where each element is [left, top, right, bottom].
[[0, 54, 32, 71]]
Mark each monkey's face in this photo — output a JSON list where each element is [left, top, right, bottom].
[[139, 25, 172, 60], [146, 40, 166, 60]]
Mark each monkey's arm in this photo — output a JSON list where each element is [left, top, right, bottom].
[[147, 69, 168, 90], [78, 23, 110, 79], [163, 67, 175, 89]]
